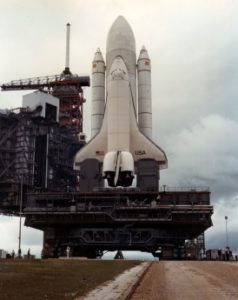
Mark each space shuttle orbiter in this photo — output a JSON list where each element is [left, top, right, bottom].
[[74, 16, 167, 187]]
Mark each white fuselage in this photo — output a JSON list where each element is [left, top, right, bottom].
[[107, 60, 131, 151]]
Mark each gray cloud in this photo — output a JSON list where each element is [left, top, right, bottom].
[[0, 216, 43, 256], [206, 194, 238, 252], [161, 115, 238, 195]]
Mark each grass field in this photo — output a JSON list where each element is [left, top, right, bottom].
[[0, 259, 141, 300]]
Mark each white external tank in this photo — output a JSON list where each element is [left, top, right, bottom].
[[106, 16, 137, 113], [91, 48, 105, 138], [137, 46, 152, 139]]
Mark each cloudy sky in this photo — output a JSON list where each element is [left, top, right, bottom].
[[0, 0, 238, 257]]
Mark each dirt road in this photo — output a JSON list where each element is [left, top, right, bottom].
[[131, 261, 238, 300]]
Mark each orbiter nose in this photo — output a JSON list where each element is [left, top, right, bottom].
[[108, 56, 129, 81]]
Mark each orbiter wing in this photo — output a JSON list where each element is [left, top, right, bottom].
[[74, 129, 107, 170]]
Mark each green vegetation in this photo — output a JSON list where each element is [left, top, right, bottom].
[[0, 259, 141, 300]]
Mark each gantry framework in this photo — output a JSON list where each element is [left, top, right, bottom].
[[0, 107, 84, 216], [1, 73, 89, 132]]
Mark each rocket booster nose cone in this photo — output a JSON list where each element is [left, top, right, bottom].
[[106, 16, 136, 53], [93, 48, 105, 62], [109, 57, 129, 81], [138, 45, 150, 60]]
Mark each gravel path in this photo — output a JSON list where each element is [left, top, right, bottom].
[[131, 261, 238, 300]]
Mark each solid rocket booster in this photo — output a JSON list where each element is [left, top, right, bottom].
[[75, 16, 167, 187], [137, 46, 152, 139], [91, 49, 105, 138]]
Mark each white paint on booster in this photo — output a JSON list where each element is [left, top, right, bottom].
[[91, 49, 105, 138], [137, 46, 152, 139]]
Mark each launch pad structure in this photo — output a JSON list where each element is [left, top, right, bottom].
[[25, 188, 212, 259], [0, 19, 213, 259]]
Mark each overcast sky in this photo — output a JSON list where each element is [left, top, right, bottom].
[[0, 0, 238, 257]]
